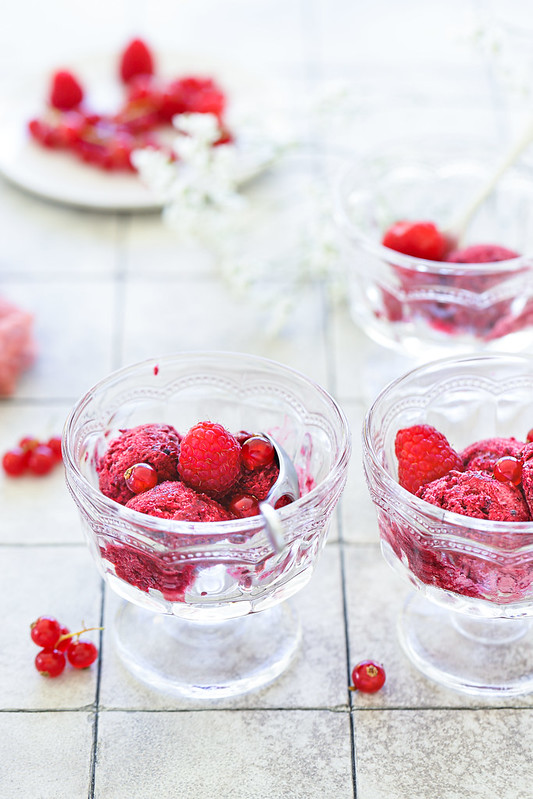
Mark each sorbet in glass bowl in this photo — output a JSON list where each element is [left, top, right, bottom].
[[63, 351, 351, 698], [334, 137, 533, 358], [363, 353, 533, 696]]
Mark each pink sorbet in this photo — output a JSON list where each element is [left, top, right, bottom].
[[98, 423, 181, 504], [460, 437, 525, 473], [126, 480, 234, 522], [416, 469, 530, 522], [231, 460, 279, 501], [101, 542, 197, 601], [445, 244, 519, 263], [520, 443, 533, 518]]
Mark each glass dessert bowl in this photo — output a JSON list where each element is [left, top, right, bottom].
[[63, 351, 350, 698], [334, 137, 533, 359], [363, 353, 533, 697]]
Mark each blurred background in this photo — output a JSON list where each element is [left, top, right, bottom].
[[1, 0, 530, 138]]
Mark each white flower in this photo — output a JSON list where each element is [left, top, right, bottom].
[[173, 112, 222, 146], [133, 109, 346, 334]]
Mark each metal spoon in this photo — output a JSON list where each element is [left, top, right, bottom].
[[259, 433, 301, 553]]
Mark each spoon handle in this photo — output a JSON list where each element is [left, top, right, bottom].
[[447, 117, 533, 247]]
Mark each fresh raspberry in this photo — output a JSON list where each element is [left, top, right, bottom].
[[49, 70, 84, 111], [178, 421, 241, 496], [119, 38, 155, 84], [159, 76, 226, 122], [395, 424, 462, 495], [382, 221, 447, 261]]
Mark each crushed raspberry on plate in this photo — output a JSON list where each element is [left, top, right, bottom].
[[28, 38, 231, 173]]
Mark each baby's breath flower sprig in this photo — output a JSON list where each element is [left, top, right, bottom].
[[133, 110, 347, 334]]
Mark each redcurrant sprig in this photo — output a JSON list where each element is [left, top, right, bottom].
[[30, 615, 102, 677], [3, 435, 63, 478]]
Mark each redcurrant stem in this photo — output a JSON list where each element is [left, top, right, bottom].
[[56, 625, 104, 645]]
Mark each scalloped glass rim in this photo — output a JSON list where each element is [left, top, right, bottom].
[[63, 350, 351, 538]]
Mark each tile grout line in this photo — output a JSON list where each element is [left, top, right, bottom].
[[318, 175, 356, 789], [88, 578, 106, 799], [305, 0, 357, 780], [2, 703, 533, 714], [87, 209, 127, 798], [111, 214, 130, 371], [338, 506, 358, 799]]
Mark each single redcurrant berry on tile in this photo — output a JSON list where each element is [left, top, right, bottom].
[[35, 648, 66, 677], [55, 626, 71, 652], [27, 444, 56, 476], [47, 436, 63, 461], [494, 456, 523, 486], [241, 436, 275, 471], [124, 462, 158, 494], [67, 640, 98, 669], [228, 493, 260, 518], [350, 660, 386, 693], [30, 616, 62, 649], [2, 446, 30, 476], [527, 429, 533, 444]]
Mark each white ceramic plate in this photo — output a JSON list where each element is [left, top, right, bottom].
[[0, 52, 281, 211]]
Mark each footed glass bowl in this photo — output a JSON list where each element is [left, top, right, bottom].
[[63, 351, 350, 698], [363, 353, 533, 697], [334, 137, 533, 359]]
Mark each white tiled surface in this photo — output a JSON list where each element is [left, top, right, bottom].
[[2, 1, 533, 797], [99, 545, 347, 711]]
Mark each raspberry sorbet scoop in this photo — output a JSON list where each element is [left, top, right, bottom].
[[519, 443, 533, 518], [416, 470, 530, 522], [125, 480, 234, 522], [460, 437, 525, 473], [97, 423, 181, 505], [445, 244, 519, 263]]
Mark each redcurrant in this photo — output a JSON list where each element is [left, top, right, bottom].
[[55, 625, 71, 653], [27, 444, 56, 476], [124, 462, 158, 494], [19, 436, 39, 452], [527, 429, 533, 444], [67, 640, 98, 669], [47, 436, 63, 461], [30, 616, 61, 648], [241, 436, 275, 471], [2, 447, 30, 476], [350, 660, 386, 693], [494, 456, 523, 486], [35, 649, 66, 678], [228, 493, 260, 518]]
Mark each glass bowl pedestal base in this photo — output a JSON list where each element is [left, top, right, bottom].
[[399, 593, 533, 698], [114, 600, 301, 699]]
